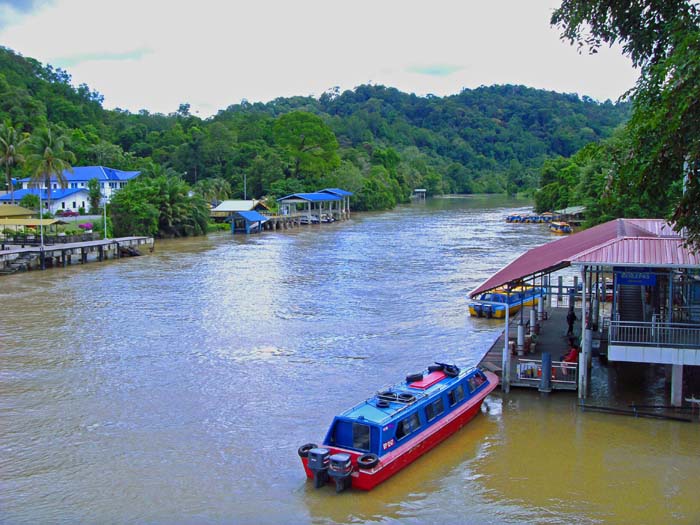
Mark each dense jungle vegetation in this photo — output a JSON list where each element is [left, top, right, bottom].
[[0, 45, 628, 226], [539, 0, 699, 246]]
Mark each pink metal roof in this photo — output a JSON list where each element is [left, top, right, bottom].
[[469, 219, 693, 297], [572, 237, 700, 267]]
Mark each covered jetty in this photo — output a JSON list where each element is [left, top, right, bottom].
[[471, 218, 700, 407]]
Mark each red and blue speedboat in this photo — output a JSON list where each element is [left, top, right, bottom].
[[298, 363, 498, 492]]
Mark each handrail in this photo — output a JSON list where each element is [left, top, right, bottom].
[[609, 319, 700, 349], [515, 358, 577, 384]]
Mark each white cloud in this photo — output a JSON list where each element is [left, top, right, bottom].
[[0, 0, 638, 116]]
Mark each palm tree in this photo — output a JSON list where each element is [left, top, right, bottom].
[[0, 120, 30, 205], [26, 127, 76, 212]]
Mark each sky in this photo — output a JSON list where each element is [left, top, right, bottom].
[[0, 0, 639, 118]]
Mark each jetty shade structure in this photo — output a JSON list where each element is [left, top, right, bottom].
[[210, 199, 269, 220], [469, 218, 700, 406], [277, 190, 352, 224], [229, 210, 269, 234], [319, 188, 352, 218]]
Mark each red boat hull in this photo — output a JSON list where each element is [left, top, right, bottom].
[[301, 371, 498, 491]]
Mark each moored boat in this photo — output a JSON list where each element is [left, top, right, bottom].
[[298, 364, 498, 492], [549, 221, 572, 234], [468, 285, 544, 318]]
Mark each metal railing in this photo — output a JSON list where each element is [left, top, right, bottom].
[[515, 358, 578, 385], [609, 320, 700, 349]]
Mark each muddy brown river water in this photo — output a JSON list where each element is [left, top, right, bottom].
[[1, 196, 698, 524]]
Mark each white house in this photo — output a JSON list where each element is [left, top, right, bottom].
[[17, 166, 140, 202], [0, 188, 90, 215]]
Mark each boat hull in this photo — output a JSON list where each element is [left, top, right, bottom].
[[301, 371, 498, 491], [468, 297, 539, 318]]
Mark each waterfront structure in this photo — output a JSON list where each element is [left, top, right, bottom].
[[470, 218, 700, 406], [277, 190, 352, 223], [0, 188, 90, 215], [16, 166, 140, 202], [210, 199, 269, 220]]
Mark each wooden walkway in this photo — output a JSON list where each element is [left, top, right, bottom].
[[0, 236, 153, 274], [479, 305, 580, 391]]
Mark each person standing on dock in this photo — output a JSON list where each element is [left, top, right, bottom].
[[566, 309, 577, 336]]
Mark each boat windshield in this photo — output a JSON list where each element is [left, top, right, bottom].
[[479, 293, 504, 303], [325, 419, 372, 452]]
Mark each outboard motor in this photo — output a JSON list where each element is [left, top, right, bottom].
[[307, 448, 330, 488], [328, 453, 353, 493]]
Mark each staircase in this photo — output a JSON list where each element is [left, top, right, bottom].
[[617, 284, 644, 322]]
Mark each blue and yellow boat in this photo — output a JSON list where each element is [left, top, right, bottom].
[[549, 221, 572, 234], [468, 285, 545, 319]]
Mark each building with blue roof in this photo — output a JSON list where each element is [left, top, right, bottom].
[[0, 188, 90, 215], [17, 166, 140, 202], [277, 189, 352, 223]]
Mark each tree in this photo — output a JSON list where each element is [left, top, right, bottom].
[[273, 112, 340, 185], [0, 119, 29, 204], [19, 192, 38, 210], [87, 177, 101, 213], [110, 171, 209, 238], [552, 0, 700, 246], [26, 127, 75, 211]]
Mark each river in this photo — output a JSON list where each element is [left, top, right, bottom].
[[1, 195, 698, 524]]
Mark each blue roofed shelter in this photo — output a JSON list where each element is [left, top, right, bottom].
[[230, 210, 269, 234], [277, 189, 352, 223]]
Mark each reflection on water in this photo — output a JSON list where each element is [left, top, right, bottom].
[[1, 196, 698, 524]]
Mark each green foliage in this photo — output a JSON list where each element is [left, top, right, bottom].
[[0, 119, 29, 204], [110, 172, 209, 238], [552, 0, 700, 245], [0, 45, 631, 216], [19, 193, 38, 209]]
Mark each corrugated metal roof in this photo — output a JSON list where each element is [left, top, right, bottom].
[[468, 219, 690, 297], [0, 204, 35, 217], [319, 188, 353, 197], [17, 166, 140, 183], [236, 210, 268, 223], [555, 205, 586, 215], [571, 237, 700, 267], [0, 188, 89, 201], [213, 200, 258, 212], [277, 192, 342, 202]]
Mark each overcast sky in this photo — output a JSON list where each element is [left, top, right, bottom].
[[0, 0, 639, 117]]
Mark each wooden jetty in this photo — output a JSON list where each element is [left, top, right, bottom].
[[479, 304, 580, 392], [0, 236, 153, 275]]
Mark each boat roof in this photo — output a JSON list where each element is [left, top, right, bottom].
[[338, 368, 476, 425]]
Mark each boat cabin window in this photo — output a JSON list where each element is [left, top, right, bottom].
[[353, 423, 370, 451], [468, 371, 486, 393], [395, 412, 421, 441], [448, 384, 465, 406], [425, 397, 444, 422]]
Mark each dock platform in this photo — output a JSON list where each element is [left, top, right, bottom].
[[0, 236, 153, 274], [480, 305, 581, 391]]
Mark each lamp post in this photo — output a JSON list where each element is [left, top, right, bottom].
[[38, 184, 45, 269], [101, 194, 108, 239], [244, 173, 247, 200]]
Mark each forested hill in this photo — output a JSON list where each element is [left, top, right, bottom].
[[0, 46, 629, 209]]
